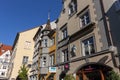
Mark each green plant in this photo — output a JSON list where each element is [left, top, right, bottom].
[[18, 64, 29, 80], [106, 70, 120, 80], [64, 74, 75, 80]]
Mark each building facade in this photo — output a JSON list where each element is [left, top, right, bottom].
[[56, 0, 120, 80], [9, 27, 39, 80], [0, 43, 12, 80], [45, 22, 57, 80], [30, 20, 56, 80]]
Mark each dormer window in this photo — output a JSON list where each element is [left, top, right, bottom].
[[2, 50, 5, 53], [68, 0, 77, 16]]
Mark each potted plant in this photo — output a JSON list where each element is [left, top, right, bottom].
[[64, 74, 75, 80]]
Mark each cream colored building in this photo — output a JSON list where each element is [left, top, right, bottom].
[[9, 27, 39, 80]]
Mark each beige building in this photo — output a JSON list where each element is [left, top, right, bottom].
[[56, 0, 120, 80], [9, 27, 39, 80]]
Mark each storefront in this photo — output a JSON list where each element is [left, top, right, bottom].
[[75, 62, 112, 80]]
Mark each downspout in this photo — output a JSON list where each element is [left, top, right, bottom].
[[99, 0, 114, 46]]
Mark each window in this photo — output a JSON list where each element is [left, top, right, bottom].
[[80, 11, 90, 27], [51, 37, 55, 46], [61, 49, 69, 62], [44, 39, 48, 47], [2, 49, 5, 53], [82, 37, 95, 56], [115, 0, 120, 11], [24, 41, 31, 49], [62, 28, 68, 39], [62, 0, 66, 13], [5, 54, 9, 57], [3, 66, 7, 69], [1, 72, 5, 76], [22, 56, 29, 64], [50, 54, 55, 66], [42, 56, 46, 67], [68, 0, 77, 16]]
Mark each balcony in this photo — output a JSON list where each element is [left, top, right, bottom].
[[58, 37, 69, 48], [40, 67, 48, 74]]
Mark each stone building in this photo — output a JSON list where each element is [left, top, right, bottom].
[[55, 0, 120, 80]]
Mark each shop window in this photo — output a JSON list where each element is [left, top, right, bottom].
[[82, 37, 95, 56]]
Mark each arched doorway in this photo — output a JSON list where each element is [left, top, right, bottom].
[[75, 62, 112, 80]]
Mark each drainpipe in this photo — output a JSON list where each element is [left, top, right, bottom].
[[99, 0, 114, 46]]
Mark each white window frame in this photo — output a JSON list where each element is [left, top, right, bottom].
[[80, 11, 90, 27], [42, 56, 46, 67], [44, 39, 48, 47], [62, 28, 68, 39], [82, 37, 95, 56], [68, 0, 77, 16], [61, 49, 69, 62], [22, 56, 29, 64], [50, 54, 55, 66], [24, 41, 31, 49]]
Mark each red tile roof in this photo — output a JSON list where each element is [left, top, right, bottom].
[[0, 44, 12, 56]]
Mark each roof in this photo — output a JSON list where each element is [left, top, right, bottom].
[[0, 43, 12, 56], [44, 19, 52, 31]]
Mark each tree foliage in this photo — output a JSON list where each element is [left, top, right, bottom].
[[18, 64, 29, 80], [106, 70, 120, 80], [64, 74, 75, 80]]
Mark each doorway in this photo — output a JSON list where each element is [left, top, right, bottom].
[[76, 63, 112, 80]]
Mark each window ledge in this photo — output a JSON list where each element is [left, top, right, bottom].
[[70, 22, 95, 43], [68, 11, 77, 19]]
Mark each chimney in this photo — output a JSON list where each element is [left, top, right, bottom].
[[0, 43, 2, 47]]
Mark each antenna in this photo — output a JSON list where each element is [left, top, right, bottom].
[[48, 10, 51, 20]]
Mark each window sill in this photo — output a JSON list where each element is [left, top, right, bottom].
[[68, 11, 77, 19]]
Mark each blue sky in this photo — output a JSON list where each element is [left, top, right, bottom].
[[0, 0, 62, 46]]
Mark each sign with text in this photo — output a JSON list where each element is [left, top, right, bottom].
[[49, 67, 56, 73]]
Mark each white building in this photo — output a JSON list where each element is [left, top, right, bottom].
[[0, 43, 12, 80]]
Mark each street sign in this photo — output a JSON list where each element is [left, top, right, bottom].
[[49, 67, 56, 73]]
